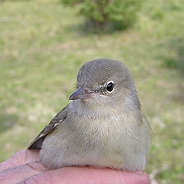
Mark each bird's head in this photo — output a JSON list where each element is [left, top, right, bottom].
[[69, 58, 139, 110]]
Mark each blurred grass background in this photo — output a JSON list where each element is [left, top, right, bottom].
[[0, 0, 184, 183]]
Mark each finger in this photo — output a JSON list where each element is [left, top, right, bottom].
[[20, 167, 149, 184], [0, 149, 39, 172], [0, 161, 49, 184]]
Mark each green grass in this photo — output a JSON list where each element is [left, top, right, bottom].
[[0, 0, 184, 183]]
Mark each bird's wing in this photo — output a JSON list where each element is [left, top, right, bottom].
[[28, 106, 69, 149]]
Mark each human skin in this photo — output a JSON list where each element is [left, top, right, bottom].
[[0, 149, 149, 184]]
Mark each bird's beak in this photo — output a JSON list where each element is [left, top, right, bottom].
[[69, 88, 94, 100]]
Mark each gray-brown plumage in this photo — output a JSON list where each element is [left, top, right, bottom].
[[28, 58, 151, 171]]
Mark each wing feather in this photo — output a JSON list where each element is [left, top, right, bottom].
[[28, 106, 69, 149]]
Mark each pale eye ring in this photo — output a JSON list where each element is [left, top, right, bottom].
[[106, 81, 114, 92]]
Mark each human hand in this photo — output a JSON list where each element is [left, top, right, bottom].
[[0, 150, 149, 184]]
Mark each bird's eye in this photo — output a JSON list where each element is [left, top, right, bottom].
[[106, 81, 114, 92]]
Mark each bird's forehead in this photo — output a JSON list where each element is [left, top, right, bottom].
[[77, 59, 126, 86]]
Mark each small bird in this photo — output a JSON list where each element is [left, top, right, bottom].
[[28, 58, 151, 171]]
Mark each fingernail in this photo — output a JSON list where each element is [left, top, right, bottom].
[[134, 170, 143, 174]]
